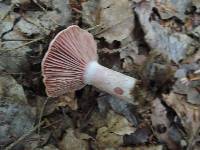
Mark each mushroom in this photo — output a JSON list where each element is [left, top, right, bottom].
[[42, 25, 138, 101]]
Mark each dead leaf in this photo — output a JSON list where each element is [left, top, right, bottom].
[[173, 66, 200, 105], [59, 128, 89, 150], [151, 98, 182, 150], [119, 37, 147, 68], [96, 110, 135, 148], [0, 75, 28, 104], [96, 126, 123, 148], [58, 92, 78, 110], [82, 0, 134, 43], [0, 99, 35, 147], [155, 0, 190, 20], [37, 144, 59, 150], [127, 145, 163, 150], [135, 1, 193, 63], [123, 127, 152, 146], [192, 0, 200, 13], [97, 95, 140, 126], [163, 92, 200, 137], [107, 111, 136, 135]]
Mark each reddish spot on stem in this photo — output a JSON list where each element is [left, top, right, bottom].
[[114, 87, 124, 95]]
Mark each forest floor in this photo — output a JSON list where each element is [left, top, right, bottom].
[[0, 0, 200, 150]]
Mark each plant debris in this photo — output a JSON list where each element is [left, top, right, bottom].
[[0, 0, 199, 149]]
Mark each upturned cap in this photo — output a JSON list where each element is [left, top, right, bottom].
[[42, 25, 98, 97]]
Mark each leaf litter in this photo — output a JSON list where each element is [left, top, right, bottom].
[[0, 0, 199, 149]]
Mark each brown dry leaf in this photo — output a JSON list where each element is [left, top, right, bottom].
[[191, 25, 200, 41], [97, 94, 140, 126], [135, 1, 193, 63], [123, 126, 153, 146], [96, 110, 135, 148], [122, 56, 136, 72], [151, 98, 182, 150], [122, 53, 146, 72], [129, 145, 163, 150], [118, 147, 133, 150], [187, 88, 200, 105], [0, 29, 32, 72], [59, 128, 89, 150], [107, 111, 136, 135], [192, 0, 200, 13], [119, 37, 147, 69], [16, 0, 71, 36], [89, 110, 107, 129], [173, 75, 200, 105], [163, 92, 200, 137], [22, 132, 51, 150], [35, 144, 59, 150], [0, 75, 28, 104], [0, 99, 35, 147], [82, 0, 134, 43], [11, 0, 31, 5], [75, 131, 93, 140], [37, 96, 57, 116], [39, 93, 78, 116], [96, 127, 123, 148], [183, 46, 200, 64], [58, 92, 78, 110], [154, 0, 190, 20], [184, 14, 200, 31], [69, 0, 86, 10]]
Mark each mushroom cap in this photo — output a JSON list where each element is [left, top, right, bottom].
[[42, 25, 98, 97]]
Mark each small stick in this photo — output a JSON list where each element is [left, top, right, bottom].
[[0, 37, 43, 55], [37, 98, 49, 144], [32, 0, 63, 27], [2, 39, 35, 42], [5, 121, 45, 150], [23, 17, 49, 33]]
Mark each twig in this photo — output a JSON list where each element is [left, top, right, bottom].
[[0, 71, 41, 75], [86, 24, 103, 32], [2, 39, 36, 42], [72, 7, 82, 14], [42, 119, 62, 129], [32, 0, 62, 27], [23, 17, 50, 33], [5, 121, 45, 150], [1, 72, 25, 75], [0, 54, 27, 57], [90, 15, 134, 36], [37, 98, 49, 145], [0, 37, 43, 55]]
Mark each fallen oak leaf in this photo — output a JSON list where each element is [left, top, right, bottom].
[[151, 98, 182, 150], [82, 0, 134, 43], [163, 92, 200, 139], [58, 92, 78, 110]]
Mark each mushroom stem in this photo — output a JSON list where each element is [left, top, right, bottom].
[[84, 61, 137, 101]]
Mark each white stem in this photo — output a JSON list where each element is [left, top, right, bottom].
[[84, 61, 137, 101]]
